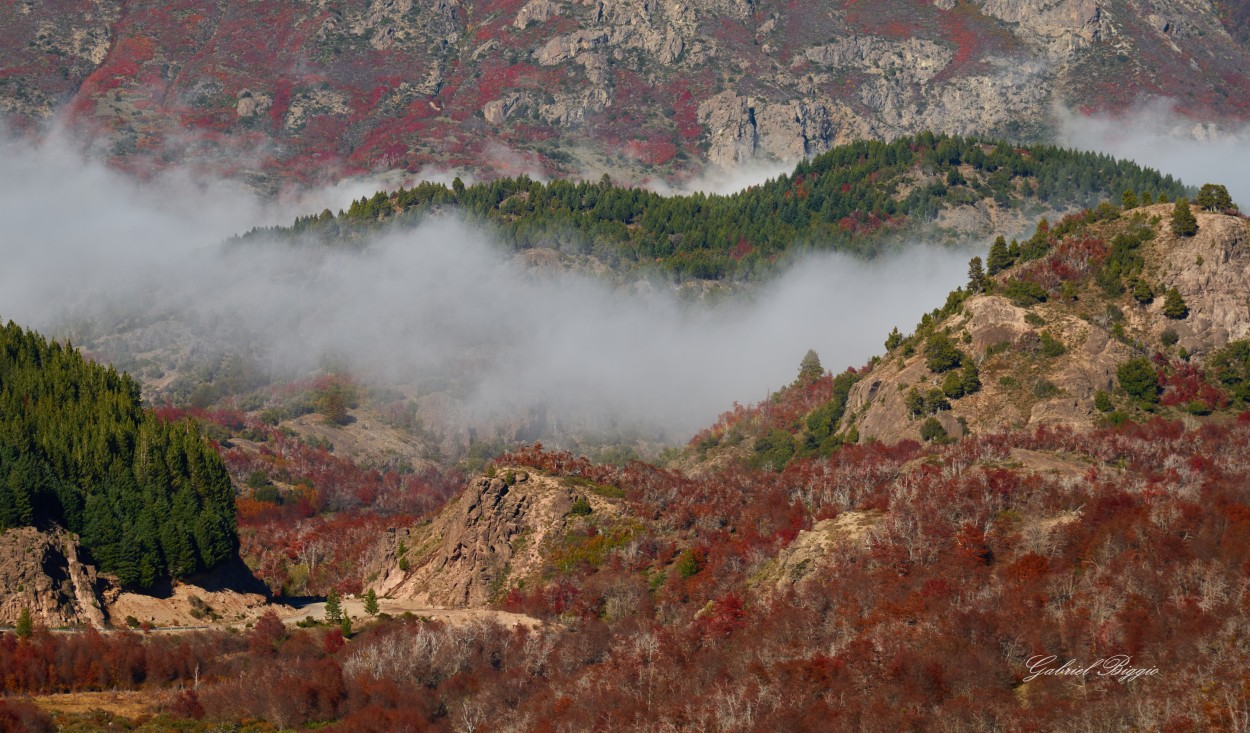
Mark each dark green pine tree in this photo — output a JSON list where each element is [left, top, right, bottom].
[[1195, 183, 1234, 212], [15, 608, 32, 639], [1118, 357, 1161, 404], [960, 362, 981, 395], [986, 235, 1012, 275], [796, 350, 824, 383], [133, 507, 164, 589], [4, 455, 36, 527], [924, 333, 966, 373], [1131, 279, 1154, 305], [109, 526, 146, 589], [325, 590, 343, 623], [967, 256, 986, 293], [1171, 199, 1198, 237], [1162, 288, 1189, 319], [164, 487, 201, 578], [884, 327, 904, 351], [82, 491, 120, 572]]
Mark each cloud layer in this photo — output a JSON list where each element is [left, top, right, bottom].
[[1058, 98, 1250, 207], [0, 132, 972, 442]]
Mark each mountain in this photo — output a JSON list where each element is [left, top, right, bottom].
[[3, 0, 1249, 186], [7, 3, 1250, 728], [311, 194, 1250, 730], [842, 201, 1250, 444], [358, 195, 1250, 615], [364, 468, 618, 608]]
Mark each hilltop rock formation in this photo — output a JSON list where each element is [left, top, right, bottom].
[[2, 0, 1248, 184], [369, 469, 614, 608], [840, 206, 1250, 445]]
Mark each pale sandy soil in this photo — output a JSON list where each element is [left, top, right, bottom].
[[282, 596, 544, 629], [109, 581, 294, 629]]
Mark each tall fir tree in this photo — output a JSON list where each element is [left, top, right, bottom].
[[325, 590, 343, 623], [796, 350, 824, 383], [15, 608, 32, 639], [1171, 199, 1198, 237], [885, 327, 904, 351], [967, 256, 986, 292], [986, 235, 1012, 275]]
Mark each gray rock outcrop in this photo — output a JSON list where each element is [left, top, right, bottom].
[[0, 527, 110, 629]]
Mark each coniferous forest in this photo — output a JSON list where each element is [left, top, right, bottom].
[[0, 320, 236, 588], [247, 134, 1189, 280]]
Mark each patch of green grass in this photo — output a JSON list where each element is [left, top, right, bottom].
[[565, 476, 626, 498], [549, 523, 637, 574]]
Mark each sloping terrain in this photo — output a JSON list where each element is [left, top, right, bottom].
[[251, 134, 1188, 281], [3, 0, 1249, 185], [368, 467, 622, 608], [686, 196, 1250, 469], [843, 204, 1250, 444]]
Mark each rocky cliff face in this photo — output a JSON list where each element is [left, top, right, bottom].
[[0, 526, 281, 630], [369, 469, 613, 608], [0, 527, 110, 629], [2, 0, 1247, 185], [840, 206, 1250, 445]]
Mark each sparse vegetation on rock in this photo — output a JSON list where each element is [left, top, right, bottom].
[[1162, 287, 1189, 319]]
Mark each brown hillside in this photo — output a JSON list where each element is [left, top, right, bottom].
[[368, 468, 622, 608], [842, 206, 1250, 445]]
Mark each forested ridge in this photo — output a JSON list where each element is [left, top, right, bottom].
[[0, 320, 236, 588], [245, 133, 1190, 280]]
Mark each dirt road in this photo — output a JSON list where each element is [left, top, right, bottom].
[[281, 597, 543, 629]]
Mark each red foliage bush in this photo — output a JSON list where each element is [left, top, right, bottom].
[[0, 698, 52, 733]]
